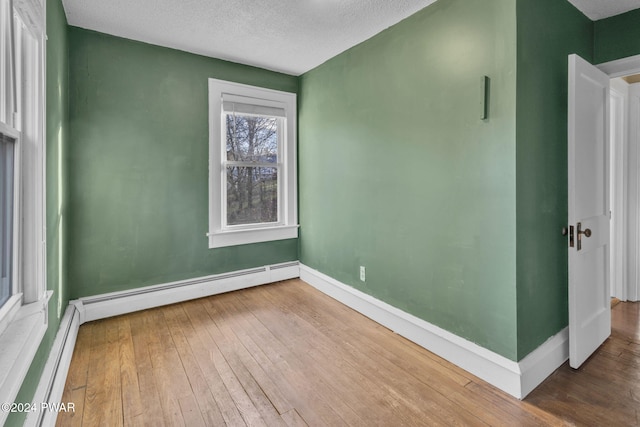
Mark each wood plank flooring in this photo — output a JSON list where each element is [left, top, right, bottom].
[[526, 299, 640, 426], [56, 279, 640, 426]]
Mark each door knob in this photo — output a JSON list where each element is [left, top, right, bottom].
[[576, 222, 591, 251]]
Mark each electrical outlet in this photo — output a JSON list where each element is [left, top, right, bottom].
[[360, 266, 366, 282]]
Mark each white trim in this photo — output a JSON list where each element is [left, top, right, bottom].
[[609, 78, 629, 301], [25, 305, 79, 427], [517, 327, 569, 397], [208, 224, 299, 248], [71, 262, 300, 323], [0, 293, 21, 336], [1, 117, 22, 331], [0, 290, 51, 427], [599, 54, 640, 302], [0, 3, 47, 419], [207, 78, 298, 249], [20, 17, 46, 304], [627, 84, 640, 302], [13, 0, 45, 38], [0, 120, 20, 138], [598, 54, 640, 78], [26, 260, 570, 418], [299, 264, 568, 399]]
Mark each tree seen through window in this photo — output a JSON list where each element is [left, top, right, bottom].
[[225, 113, 279, 226]]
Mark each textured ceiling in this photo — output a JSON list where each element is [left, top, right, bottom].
[[566, 0, 640, 20], [61, 0, 640, 76], [61, 0, 437, 76]]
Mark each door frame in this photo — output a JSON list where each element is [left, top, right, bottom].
[[609, 77, 628, 301], [597, 54, 640, 302], [625, 84, 640, 302]]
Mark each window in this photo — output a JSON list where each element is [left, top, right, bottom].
[[208, 79, 298, 248], [0, 0, 48, 417], [0, 131, 16, 309]]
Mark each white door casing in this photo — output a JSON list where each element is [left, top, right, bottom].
[[598, 53, 640, 303], [568, 53, 611, 369], [627, 84, 640, 302], [609, 78, 628, 301]]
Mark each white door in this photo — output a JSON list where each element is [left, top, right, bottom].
[[568, 53, 611, 369]]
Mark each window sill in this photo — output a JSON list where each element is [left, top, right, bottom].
[[208, 224, 299, 248], [0, 290, 52, 425], [0, 295, 23, 337]]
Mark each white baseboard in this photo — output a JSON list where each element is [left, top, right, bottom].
[[71, 261, 300, 323], [25, 304, 80, 427], [518, 326, 569, 397], [28, 259, 566, 427], [299, 264, 568, 399], [27, 261, 299, 426]]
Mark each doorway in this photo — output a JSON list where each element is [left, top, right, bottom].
[[608, 75, 640, 303], [568, 54, 640, 369], [600, 55, 640, 304]]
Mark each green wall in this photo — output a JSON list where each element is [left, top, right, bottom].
[[7, 0, 70, 424], [9, 0, 640, 417], [594, 8, 640, 64], [299, 0, 519, 359], [67, 28, 298, 298], [514, 0, 593, 358], [45, 0, 70, 325]]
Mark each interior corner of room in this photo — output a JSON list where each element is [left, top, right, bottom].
[[2, 0, 640, 425]]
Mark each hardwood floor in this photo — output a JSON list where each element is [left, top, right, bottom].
[[526, 300, 640, 426], [56, 279, 640, 426]]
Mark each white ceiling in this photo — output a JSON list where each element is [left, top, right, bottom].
[[61, 0, 640, 77], [566, 0, 640, 20], [61, 0, 438, 76]]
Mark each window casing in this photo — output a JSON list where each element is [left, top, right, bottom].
[[0, 0, 49, 418], [208, 79, 298, 248]]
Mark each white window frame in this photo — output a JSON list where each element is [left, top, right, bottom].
[[0, 122, 21, 323], [208, 79, 298, 248], [0, 0, 50, 421]]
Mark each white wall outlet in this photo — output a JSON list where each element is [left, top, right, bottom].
[[359, 266, 366, 282]]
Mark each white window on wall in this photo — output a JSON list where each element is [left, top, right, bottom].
[[0, 0, 48, 418], [208, 79, 298, 248], [0, 130, 16, 310]]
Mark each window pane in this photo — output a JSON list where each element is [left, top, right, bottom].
[[226, 166, 277, 226], [226, 114, 278, 163], [0, 133, 15, 308]]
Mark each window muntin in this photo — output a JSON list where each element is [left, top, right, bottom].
[[208, 79, 298, 248]]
